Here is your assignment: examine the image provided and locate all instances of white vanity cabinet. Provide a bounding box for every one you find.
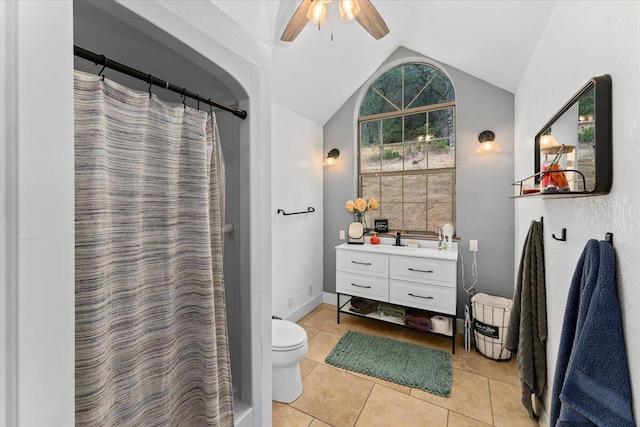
[389,256,456,315]
[335,243,458,353]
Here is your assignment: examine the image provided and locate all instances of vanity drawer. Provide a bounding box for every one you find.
[336,271,388,301]
[389,280,455,315]
[389,255,453,285]
[336,250,388,277]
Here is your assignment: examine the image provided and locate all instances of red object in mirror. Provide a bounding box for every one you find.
[370,233,380,245]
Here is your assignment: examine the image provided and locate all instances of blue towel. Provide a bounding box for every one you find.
[550,240,635,426]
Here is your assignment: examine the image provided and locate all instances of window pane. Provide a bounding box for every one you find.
[360,120,381,173]
[403,141,427,170]
[360,87,397,116]
[410,67,455,108]
[382,116,403,144]
[427,173,453,231]
[426,108,455,169]
[372,66,403,111]
[404,203,427,232]
[403,175,426,202]
[381,175,403,203]
[427,203,452,231]
[404,112,426,141]
[381,117,403,172]
[403,63,438,109]
[381,202,402,232]
[428,173,454,203]
[403,113,427,170]
[361,176,380,201]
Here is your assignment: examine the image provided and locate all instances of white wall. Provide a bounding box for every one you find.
[11,2,76,426]
[272,103,324,320]
[515,1,640,422]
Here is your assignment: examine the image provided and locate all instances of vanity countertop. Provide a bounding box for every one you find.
[335,242,458,261]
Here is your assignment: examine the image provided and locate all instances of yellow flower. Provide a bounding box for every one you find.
[368,198,379,210]
[345,200,355,212]
[354,198,367,213]
[345,197,379,214]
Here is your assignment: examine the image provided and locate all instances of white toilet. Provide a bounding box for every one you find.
[272,318,308,403]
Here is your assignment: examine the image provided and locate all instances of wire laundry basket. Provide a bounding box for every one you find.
[471,293,513,361]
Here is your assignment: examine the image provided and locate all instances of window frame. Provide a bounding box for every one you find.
[357,63,456,236]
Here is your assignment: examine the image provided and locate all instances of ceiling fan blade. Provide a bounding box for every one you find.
[355,0,389,40]
[281,0,313,42]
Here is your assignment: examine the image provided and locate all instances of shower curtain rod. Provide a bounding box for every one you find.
[74,45,247,120]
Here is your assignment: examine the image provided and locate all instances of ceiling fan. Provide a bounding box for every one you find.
[281,0,389,42]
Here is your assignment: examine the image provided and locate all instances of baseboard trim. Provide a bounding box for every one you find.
[285,294,323,323]
[534,394,550,427]
[322,291,338,305]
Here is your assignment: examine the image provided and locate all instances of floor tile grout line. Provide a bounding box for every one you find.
[353,382,377,427]
[488,378,496,426]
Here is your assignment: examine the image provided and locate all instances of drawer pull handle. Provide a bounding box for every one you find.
[408,293,434,300]
[351,283,372,289]
[351,261,372,265]
[408,268,434,273]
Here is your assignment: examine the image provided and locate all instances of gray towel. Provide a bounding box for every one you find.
[505,220,547,420]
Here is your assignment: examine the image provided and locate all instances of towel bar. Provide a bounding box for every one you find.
[277,207,315,216]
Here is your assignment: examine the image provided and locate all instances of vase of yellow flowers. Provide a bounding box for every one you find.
[345,197,379,233]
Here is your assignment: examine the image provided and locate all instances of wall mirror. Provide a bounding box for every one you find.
[529,74,612,197]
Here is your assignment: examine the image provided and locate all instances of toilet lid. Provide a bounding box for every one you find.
[272,319,307,351]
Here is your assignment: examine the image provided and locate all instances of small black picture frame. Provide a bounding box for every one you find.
[374,219,389,233]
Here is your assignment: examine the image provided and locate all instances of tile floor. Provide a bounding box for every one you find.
[273,303,539,427]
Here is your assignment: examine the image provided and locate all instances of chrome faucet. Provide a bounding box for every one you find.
[395,230,402,246]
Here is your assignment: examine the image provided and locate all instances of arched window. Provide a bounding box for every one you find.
[358,63,455,234]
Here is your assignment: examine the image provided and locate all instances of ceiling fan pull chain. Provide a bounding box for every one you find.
[330,1,334,41]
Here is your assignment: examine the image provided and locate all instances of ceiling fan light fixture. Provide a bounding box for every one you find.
[339,0,361,22]
[306,0,328,24]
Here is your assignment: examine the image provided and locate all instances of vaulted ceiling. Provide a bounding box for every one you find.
[212,0,558,125]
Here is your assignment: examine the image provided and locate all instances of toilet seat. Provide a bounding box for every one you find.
[272,319,307,352]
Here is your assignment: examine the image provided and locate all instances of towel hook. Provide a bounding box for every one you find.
[147,74,153,97]
[552,228,567,242]
[181,88,187,107]
[605,232,613,245]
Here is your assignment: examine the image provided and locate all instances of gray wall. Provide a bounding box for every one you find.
[323,47,515,317]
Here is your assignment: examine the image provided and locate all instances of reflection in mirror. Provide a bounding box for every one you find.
[538,86,593,192]
[532,75,611,196]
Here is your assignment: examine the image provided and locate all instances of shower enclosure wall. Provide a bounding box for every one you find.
[74,1,254,422]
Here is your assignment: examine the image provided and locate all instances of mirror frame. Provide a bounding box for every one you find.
[534,74,612,195]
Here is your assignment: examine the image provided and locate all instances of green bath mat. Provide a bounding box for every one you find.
[325,331,452,397]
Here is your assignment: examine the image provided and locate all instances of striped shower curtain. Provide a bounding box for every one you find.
[74,71,233,426]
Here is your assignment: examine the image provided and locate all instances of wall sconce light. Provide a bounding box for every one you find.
[476,130,502,154]
[326,148,340,165]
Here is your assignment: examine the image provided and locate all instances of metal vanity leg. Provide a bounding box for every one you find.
[336,293,340,324]
[451,315,456,354]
